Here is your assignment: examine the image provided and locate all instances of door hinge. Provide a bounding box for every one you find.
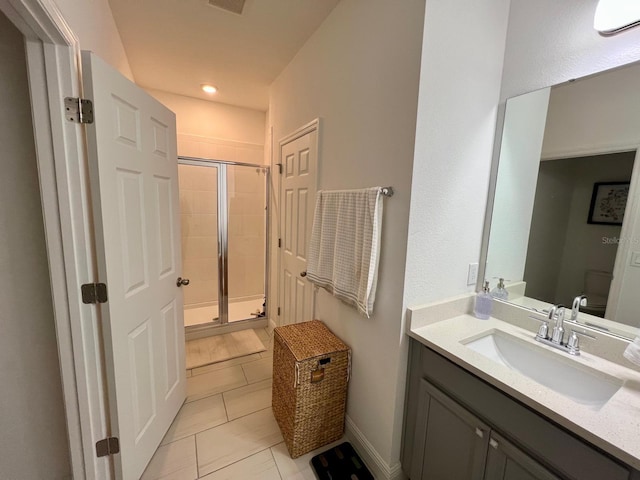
[277,307,281,316]
[96,437,120,457]
[81,283,108,304]
[64,97,94,124]
[276,163,282,174]
[278,238,282,248]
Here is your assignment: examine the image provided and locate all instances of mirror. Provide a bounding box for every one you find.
[484,61,640,340]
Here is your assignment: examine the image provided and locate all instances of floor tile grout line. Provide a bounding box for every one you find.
[192,406,276,439]
[222,377,272,396]
[225,405,277,425]
[188,348,268,374]
[160,396,229,448]
[199,445,281,478]
[185,364,249,403]
[221,391,230,423]
[193,434,201,479]
[160,416,228,448]
[269,445,285,480]
[189,352,268,378]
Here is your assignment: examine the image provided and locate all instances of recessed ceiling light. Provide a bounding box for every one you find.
[201,84,218,94]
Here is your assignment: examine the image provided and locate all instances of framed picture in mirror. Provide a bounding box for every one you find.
[587,182,630,225]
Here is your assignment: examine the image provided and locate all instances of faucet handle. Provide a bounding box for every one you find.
[537,321,549,340]
[567,329,596,355]
[567,331,580,354]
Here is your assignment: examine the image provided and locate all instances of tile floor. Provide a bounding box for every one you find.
[141,327,345,480]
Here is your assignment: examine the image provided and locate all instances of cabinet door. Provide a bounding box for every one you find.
[484,432,560,480]
[412,379,490,480]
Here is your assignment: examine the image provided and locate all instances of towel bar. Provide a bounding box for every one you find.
[380,186,394,197]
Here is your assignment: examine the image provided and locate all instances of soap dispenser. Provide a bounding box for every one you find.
[491,278,509,300]
[474,281,493,320]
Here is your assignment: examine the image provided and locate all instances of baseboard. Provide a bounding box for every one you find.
[344,416,406,480]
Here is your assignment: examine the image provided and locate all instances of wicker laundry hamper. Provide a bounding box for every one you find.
[272,320,351,458]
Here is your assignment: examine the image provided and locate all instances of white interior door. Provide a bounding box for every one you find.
[279,125,318,325]
[82,51,186,479]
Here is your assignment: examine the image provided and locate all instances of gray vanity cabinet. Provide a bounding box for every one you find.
[411,379,490,480]
[411,377,557,480]
[402,339,633,480]
[484,432,559,480]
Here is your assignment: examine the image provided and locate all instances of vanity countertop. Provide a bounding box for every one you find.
[408,308,640,470]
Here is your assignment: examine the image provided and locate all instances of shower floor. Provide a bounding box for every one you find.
[184,298,264,327]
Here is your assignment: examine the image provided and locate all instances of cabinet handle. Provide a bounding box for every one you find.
[489,438,499,449]
[475,428,484,438]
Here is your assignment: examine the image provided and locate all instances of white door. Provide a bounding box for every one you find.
[82,52,186,479]
[279,124,318,325]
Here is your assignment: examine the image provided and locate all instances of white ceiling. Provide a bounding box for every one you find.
[108,0,341,111]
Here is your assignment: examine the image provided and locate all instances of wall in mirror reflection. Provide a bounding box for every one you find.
[486,62,640,334]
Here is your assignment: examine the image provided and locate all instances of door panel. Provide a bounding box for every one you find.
[279,128,318,325]
[417,379,490,480]
[82,51,186,480]
[484,432,560,480]
[155,176,175,278]
[161,300,180,397]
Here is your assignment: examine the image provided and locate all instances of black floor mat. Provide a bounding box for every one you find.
[310,442,374,480]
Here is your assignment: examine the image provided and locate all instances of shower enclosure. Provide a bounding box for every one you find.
[178,157,269,337]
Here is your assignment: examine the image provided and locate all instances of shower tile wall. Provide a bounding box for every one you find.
[227,167,266,302]
[179,165,219,308]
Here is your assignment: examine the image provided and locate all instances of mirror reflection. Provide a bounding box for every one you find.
[485,62,640,338]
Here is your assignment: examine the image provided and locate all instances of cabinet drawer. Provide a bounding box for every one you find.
[420,345,630,480]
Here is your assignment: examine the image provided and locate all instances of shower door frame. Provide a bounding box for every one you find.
[178,157,270,334]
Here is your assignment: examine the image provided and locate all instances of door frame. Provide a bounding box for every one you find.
[606,147,640,320]
[277,118,320,325]
[0,1,109,478]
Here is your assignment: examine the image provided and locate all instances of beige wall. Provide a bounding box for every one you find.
[54,0,133,79]
[0,12,71,479]
[146,88,266,164]
[269,0,424,470]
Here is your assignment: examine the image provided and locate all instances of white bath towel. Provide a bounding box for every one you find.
[623,337,640,366]
[306,187,383,317]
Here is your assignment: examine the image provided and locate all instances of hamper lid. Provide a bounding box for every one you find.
[275,320,349,362]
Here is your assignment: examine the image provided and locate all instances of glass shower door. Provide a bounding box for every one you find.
[226,164,268,322]
[179,158,269,329]
[178,163,221,326]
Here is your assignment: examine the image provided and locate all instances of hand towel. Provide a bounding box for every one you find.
[306,187,383,317]
[624,337,640,366]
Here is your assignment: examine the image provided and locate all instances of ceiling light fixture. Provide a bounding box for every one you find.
[594,0,640,34]
[201,84,218,94]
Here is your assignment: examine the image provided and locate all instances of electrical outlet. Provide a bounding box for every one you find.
[467,263,479,286]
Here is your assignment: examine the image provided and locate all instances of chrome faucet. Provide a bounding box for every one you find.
[549,305,566,344]
[570,295,587,321]
[531,304,593,355]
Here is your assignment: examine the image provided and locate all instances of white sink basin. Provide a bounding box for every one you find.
[462,330,623,408]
